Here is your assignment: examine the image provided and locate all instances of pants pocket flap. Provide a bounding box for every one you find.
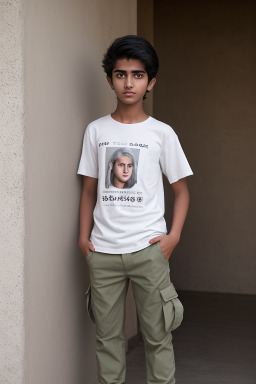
[160,283,178,302]
[160,284,184,332]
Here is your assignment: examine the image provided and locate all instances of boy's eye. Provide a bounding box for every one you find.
[116,73,143,79]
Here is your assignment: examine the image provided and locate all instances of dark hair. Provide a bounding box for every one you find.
[102,35,159,100]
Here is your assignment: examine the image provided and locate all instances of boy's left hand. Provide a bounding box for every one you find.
[149,233,180,261]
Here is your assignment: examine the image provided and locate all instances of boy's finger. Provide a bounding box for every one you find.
[149,238,160,244]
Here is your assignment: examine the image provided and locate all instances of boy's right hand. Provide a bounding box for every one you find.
[79,238,95,261]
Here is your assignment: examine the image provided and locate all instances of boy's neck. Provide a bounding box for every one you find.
[111,102,149,124]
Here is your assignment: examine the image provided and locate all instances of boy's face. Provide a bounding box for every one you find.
[107,58,156,105]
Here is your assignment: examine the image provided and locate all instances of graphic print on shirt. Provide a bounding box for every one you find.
[100,141,148,209]
[105,147,139,189]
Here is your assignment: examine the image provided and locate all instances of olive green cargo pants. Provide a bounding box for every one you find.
[85,241,184,384]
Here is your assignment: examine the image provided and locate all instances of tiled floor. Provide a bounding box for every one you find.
[126,291,256,384]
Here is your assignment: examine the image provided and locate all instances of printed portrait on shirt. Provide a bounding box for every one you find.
[105,147,139,189]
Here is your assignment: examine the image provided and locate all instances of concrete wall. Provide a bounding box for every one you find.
[137,0,154,116]
[154,0,256,294]
[0,1,25,384]
[24,1,137,383]
[1,1,137,384]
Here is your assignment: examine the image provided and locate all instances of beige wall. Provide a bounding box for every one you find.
[0,1,136,384]
[137,0,154,116]
[24,1,137,383]
[0,1,25,383]
[154,0,256,294]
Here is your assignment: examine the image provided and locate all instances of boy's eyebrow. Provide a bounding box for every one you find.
[113,69,146,74]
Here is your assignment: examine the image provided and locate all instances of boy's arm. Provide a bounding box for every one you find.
[168,177,190,241]
[149,177,190,261]
[78,176,98,260]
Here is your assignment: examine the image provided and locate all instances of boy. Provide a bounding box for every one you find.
[77,35,193,384]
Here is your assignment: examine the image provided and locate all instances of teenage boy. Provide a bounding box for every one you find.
[77,35,193,384]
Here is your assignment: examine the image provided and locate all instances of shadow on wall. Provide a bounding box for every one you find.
[73,54,113,126]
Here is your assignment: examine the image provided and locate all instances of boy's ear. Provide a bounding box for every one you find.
[147,78,156,92]
[107,75,114,90]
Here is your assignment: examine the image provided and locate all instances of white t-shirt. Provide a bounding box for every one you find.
[77,114,193,254]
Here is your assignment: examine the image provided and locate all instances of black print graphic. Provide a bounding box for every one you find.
[105,147,140,189]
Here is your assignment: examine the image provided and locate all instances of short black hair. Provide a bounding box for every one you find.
[102,35,159,99]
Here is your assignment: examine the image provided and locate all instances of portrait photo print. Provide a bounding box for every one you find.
[105,146,140,189]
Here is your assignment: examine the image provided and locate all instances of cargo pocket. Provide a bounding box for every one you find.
[160,283,184,332]
[85,284,96,324]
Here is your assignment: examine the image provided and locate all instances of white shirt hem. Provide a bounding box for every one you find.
[93,241,155,255]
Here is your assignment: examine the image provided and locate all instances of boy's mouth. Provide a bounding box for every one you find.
[124,92,135,95]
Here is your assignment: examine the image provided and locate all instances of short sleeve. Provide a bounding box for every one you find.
[77,126,98,178]
[160,133,193,184]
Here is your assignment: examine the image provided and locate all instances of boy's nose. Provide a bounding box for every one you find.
[125,75,133,88]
